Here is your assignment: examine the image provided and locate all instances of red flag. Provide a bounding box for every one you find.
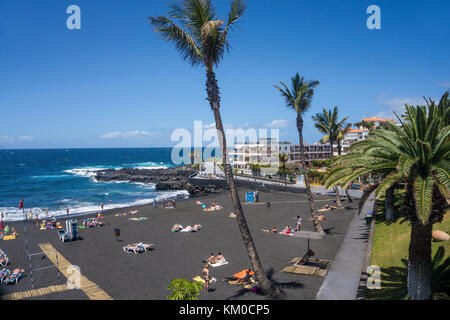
[19,199,24,209]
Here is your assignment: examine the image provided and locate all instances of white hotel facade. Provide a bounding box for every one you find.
[229,138,333,175]
[229,117,394,175]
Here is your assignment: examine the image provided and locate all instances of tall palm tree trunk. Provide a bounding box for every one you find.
[297,116,324,234]
[404,184,432,300]
[344,187,352,203]
[337,142,352,203]
[206,69,278,296]
[329,142,343,209]
[385,185,395,221]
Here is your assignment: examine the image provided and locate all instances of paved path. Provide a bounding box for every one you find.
[316,194,374,300]
[1,284,67,300]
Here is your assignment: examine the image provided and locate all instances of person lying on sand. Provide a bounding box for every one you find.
[215,252,225,263]
[261,227,278,233]
[310,215,326,221]
[206,253,217,264]
[236,269,252,284]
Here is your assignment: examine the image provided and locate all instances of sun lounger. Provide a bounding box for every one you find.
[3,268,24,285]
[0,268,11,284]
[0,253,9,267]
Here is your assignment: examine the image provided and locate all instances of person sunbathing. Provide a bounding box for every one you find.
[236,269,252,284]
[216,252,225,263]
[283,226,292,234]
[207,253,217,264]
[133,242,153,251]
[261,227,278,233]
[4,268,25,284]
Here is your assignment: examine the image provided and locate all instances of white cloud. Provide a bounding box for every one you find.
[0,135,14,143]
[18,136,33,142]
[264,119,291,128]
[372,96,427,119]
[379,96,424,111]
[435,82,450,88]
[99,130,153,139]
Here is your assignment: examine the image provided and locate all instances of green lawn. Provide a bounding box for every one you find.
[366,194,450,300]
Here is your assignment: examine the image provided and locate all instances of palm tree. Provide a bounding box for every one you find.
[150,0,278,296]
[274,73,324,234]
[247,162,260,183]
[312,106,349,208]
[324,99,449,300]
[319,129,354,203]
[278,152,289,185]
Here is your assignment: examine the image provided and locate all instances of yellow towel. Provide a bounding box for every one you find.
[193,276,205,284]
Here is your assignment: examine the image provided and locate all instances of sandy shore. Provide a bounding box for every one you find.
[0,188,357,300]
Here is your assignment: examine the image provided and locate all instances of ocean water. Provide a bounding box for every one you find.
[0,148,189,221]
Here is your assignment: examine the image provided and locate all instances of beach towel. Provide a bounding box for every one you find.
[208,260,228,267]
[180,225,201,232]
[129,217,148,222]
[193,276,217,284]
[228,278,257,286]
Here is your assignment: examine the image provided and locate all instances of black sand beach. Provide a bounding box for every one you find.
[0,188,357,300]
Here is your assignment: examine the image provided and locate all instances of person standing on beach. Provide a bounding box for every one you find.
[202,264,210,293]
[66,208,70,216]
[101,202,104,213]
[296,216,302,231]
[153,198,157,208]
[162,198,166,208]
[172,200,176,208]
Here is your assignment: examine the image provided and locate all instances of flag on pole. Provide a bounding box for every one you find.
[19,199,24,209]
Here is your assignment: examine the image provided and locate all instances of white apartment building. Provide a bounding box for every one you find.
[333,117,395,156]
[229,138,332,174]
[228,117,397,174]
[289,143,332,166]
[229,138,291,175]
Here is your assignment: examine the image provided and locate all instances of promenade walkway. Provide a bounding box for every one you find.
[316,194,374,300]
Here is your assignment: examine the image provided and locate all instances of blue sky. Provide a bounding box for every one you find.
[0,0,449,149]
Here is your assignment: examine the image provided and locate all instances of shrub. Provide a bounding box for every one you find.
[167,278,203,300]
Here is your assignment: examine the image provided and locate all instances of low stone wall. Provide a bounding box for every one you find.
[189,177,307,194]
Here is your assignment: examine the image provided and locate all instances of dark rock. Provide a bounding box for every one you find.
[94,166,223,197]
